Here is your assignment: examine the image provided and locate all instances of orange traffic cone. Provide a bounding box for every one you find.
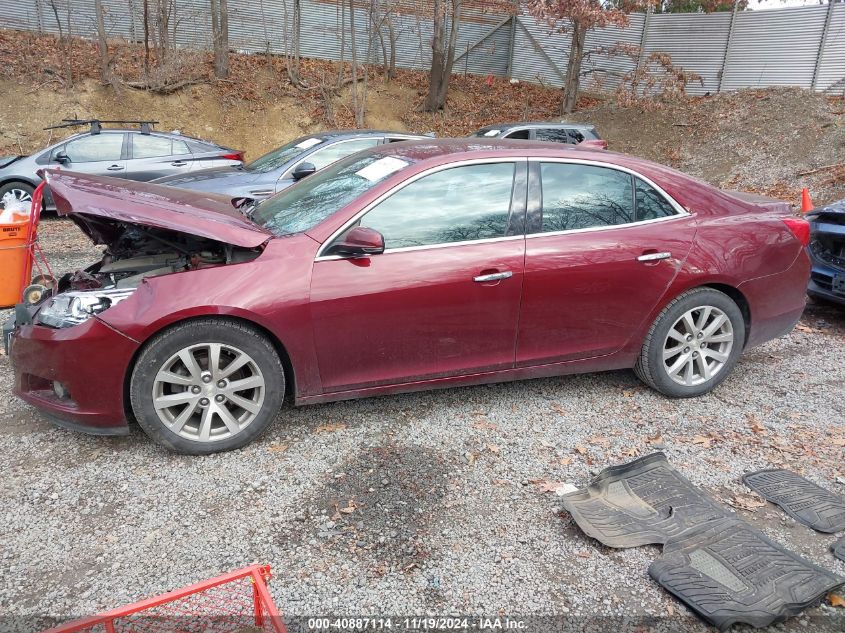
[800,188,813,213]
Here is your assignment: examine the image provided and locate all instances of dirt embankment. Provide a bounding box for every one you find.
[1,29,843,205]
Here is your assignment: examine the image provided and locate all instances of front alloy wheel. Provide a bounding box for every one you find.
[153,343,266,442]
[131,319,285,454]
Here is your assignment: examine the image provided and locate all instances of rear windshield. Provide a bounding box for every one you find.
[245,137,324,173]
[251,152,413,236]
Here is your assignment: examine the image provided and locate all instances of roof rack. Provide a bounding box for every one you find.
[43,119,159,135]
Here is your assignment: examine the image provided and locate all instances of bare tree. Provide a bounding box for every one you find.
[48,0,73,86]
[425,0,461,112]
[348,0,365,126]
[210,0,229,78]
[94,0,113,84]
[283,0,302,86]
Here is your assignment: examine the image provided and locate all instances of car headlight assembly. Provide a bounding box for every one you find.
[36,288,135,329]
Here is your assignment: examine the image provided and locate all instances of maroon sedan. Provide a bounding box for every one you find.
[8,139,810,454]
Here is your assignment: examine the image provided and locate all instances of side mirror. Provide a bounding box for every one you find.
[292,162,317,181]
[231,196,255,210]
[328,227,385,258]
[54,151,70,164]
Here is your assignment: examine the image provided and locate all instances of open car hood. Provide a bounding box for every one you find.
[44,169,272,248]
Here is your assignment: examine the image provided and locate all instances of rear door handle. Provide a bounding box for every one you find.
[171,160,188,166]
[637,251,671,262]
[107,164,124,171]
[474,271,512,283]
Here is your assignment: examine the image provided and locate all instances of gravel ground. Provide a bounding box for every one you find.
[1,218,845,632]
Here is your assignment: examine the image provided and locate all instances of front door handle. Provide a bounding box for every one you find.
[107,164,125,171]
[474,271,513,283]
[171,160,188,166]
[637,251,671,262]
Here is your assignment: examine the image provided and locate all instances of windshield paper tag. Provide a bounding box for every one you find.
[356,156,409,182]
[295,138,322,149]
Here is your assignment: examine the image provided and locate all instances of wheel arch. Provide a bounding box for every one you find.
[0,177,39,191]
[121,314,296,421]
[700,282,751,348]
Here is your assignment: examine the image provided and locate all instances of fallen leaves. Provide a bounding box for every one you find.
[829,593,845,608]
[529,479,578,495]
[729,493,767,512]
[315,422,347,434]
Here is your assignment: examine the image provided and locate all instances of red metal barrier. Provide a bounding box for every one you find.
[43,564,287,633]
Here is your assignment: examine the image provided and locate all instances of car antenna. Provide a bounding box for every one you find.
[43,119,160,135]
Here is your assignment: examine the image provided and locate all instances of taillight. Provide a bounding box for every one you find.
[221,152,243,161]
[782,217,810,247]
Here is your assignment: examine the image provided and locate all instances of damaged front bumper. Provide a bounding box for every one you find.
[807,206,845,306]
[8,307,139,435]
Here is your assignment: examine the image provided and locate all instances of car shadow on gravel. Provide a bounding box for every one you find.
[282,444,453,577]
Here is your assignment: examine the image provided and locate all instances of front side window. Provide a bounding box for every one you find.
[635,177,677,221]
[357,162,516,249]
[61,134,124,162]
[132,134,175,159]
[503,130,530,140]
[305,138,381,171]
[252,153,414,237]
[539,162,634,233]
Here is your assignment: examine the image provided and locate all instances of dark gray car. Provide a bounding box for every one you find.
[470,121,604,146]
[154,130,427,201]
[0,120,243,210]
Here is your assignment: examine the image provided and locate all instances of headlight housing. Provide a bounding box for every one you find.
[36,288,135,329]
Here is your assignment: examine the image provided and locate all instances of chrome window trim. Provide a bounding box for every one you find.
[315,157,527,261]
[283,137,384,179]
[528,157,691,239]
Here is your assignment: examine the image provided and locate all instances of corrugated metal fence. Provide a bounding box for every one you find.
[1,0,843,94]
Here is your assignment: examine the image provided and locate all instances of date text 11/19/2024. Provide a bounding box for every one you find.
[306,617,527,631]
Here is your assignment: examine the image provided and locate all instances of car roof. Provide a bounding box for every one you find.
[365,138,712,203]
[304,129,426,141]
[476,121,597,132]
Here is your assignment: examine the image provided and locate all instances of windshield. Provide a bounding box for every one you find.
[245,136,324,173]
[251,152,413,236]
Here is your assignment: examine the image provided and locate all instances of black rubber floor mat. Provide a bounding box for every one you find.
[560,452,727,548]
[834,535,845,563]
[650,517,844,631]
[742,469,845,533]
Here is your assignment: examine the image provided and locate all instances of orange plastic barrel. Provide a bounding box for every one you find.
[0,219,33,308]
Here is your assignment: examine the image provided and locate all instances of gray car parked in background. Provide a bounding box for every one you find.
[470,121,605,147]
[0,119,243,210]
[154,130,428,201]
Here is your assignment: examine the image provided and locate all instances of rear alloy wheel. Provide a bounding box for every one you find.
[131,319,285,454]
[635,288,745,397]
[0,182,34,210]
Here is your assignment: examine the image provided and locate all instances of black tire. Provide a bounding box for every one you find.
[634,288,745,398]
[0,181,35,210]
[130,318,285,455]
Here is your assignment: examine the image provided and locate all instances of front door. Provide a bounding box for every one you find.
[54,133,128,178]
[310,160,527,392]
[516,160,697,366]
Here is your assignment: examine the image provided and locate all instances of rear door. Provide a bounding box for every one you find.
[515,159,697,365]
[310,160,527,392]
[53,132,128,177]
[126,133,194,181]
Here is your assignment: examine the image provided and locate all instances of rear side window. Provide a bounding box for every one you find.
[635,177,677,221]
[535,129,572,144]
[306,138,381,170]
[539,162,634,232]
[360,162,516,249]
[133,134,175,159]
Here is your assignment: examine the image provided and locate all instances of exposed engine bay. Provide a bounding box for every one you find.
[28,215,263,329]
[57,215,262,294]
